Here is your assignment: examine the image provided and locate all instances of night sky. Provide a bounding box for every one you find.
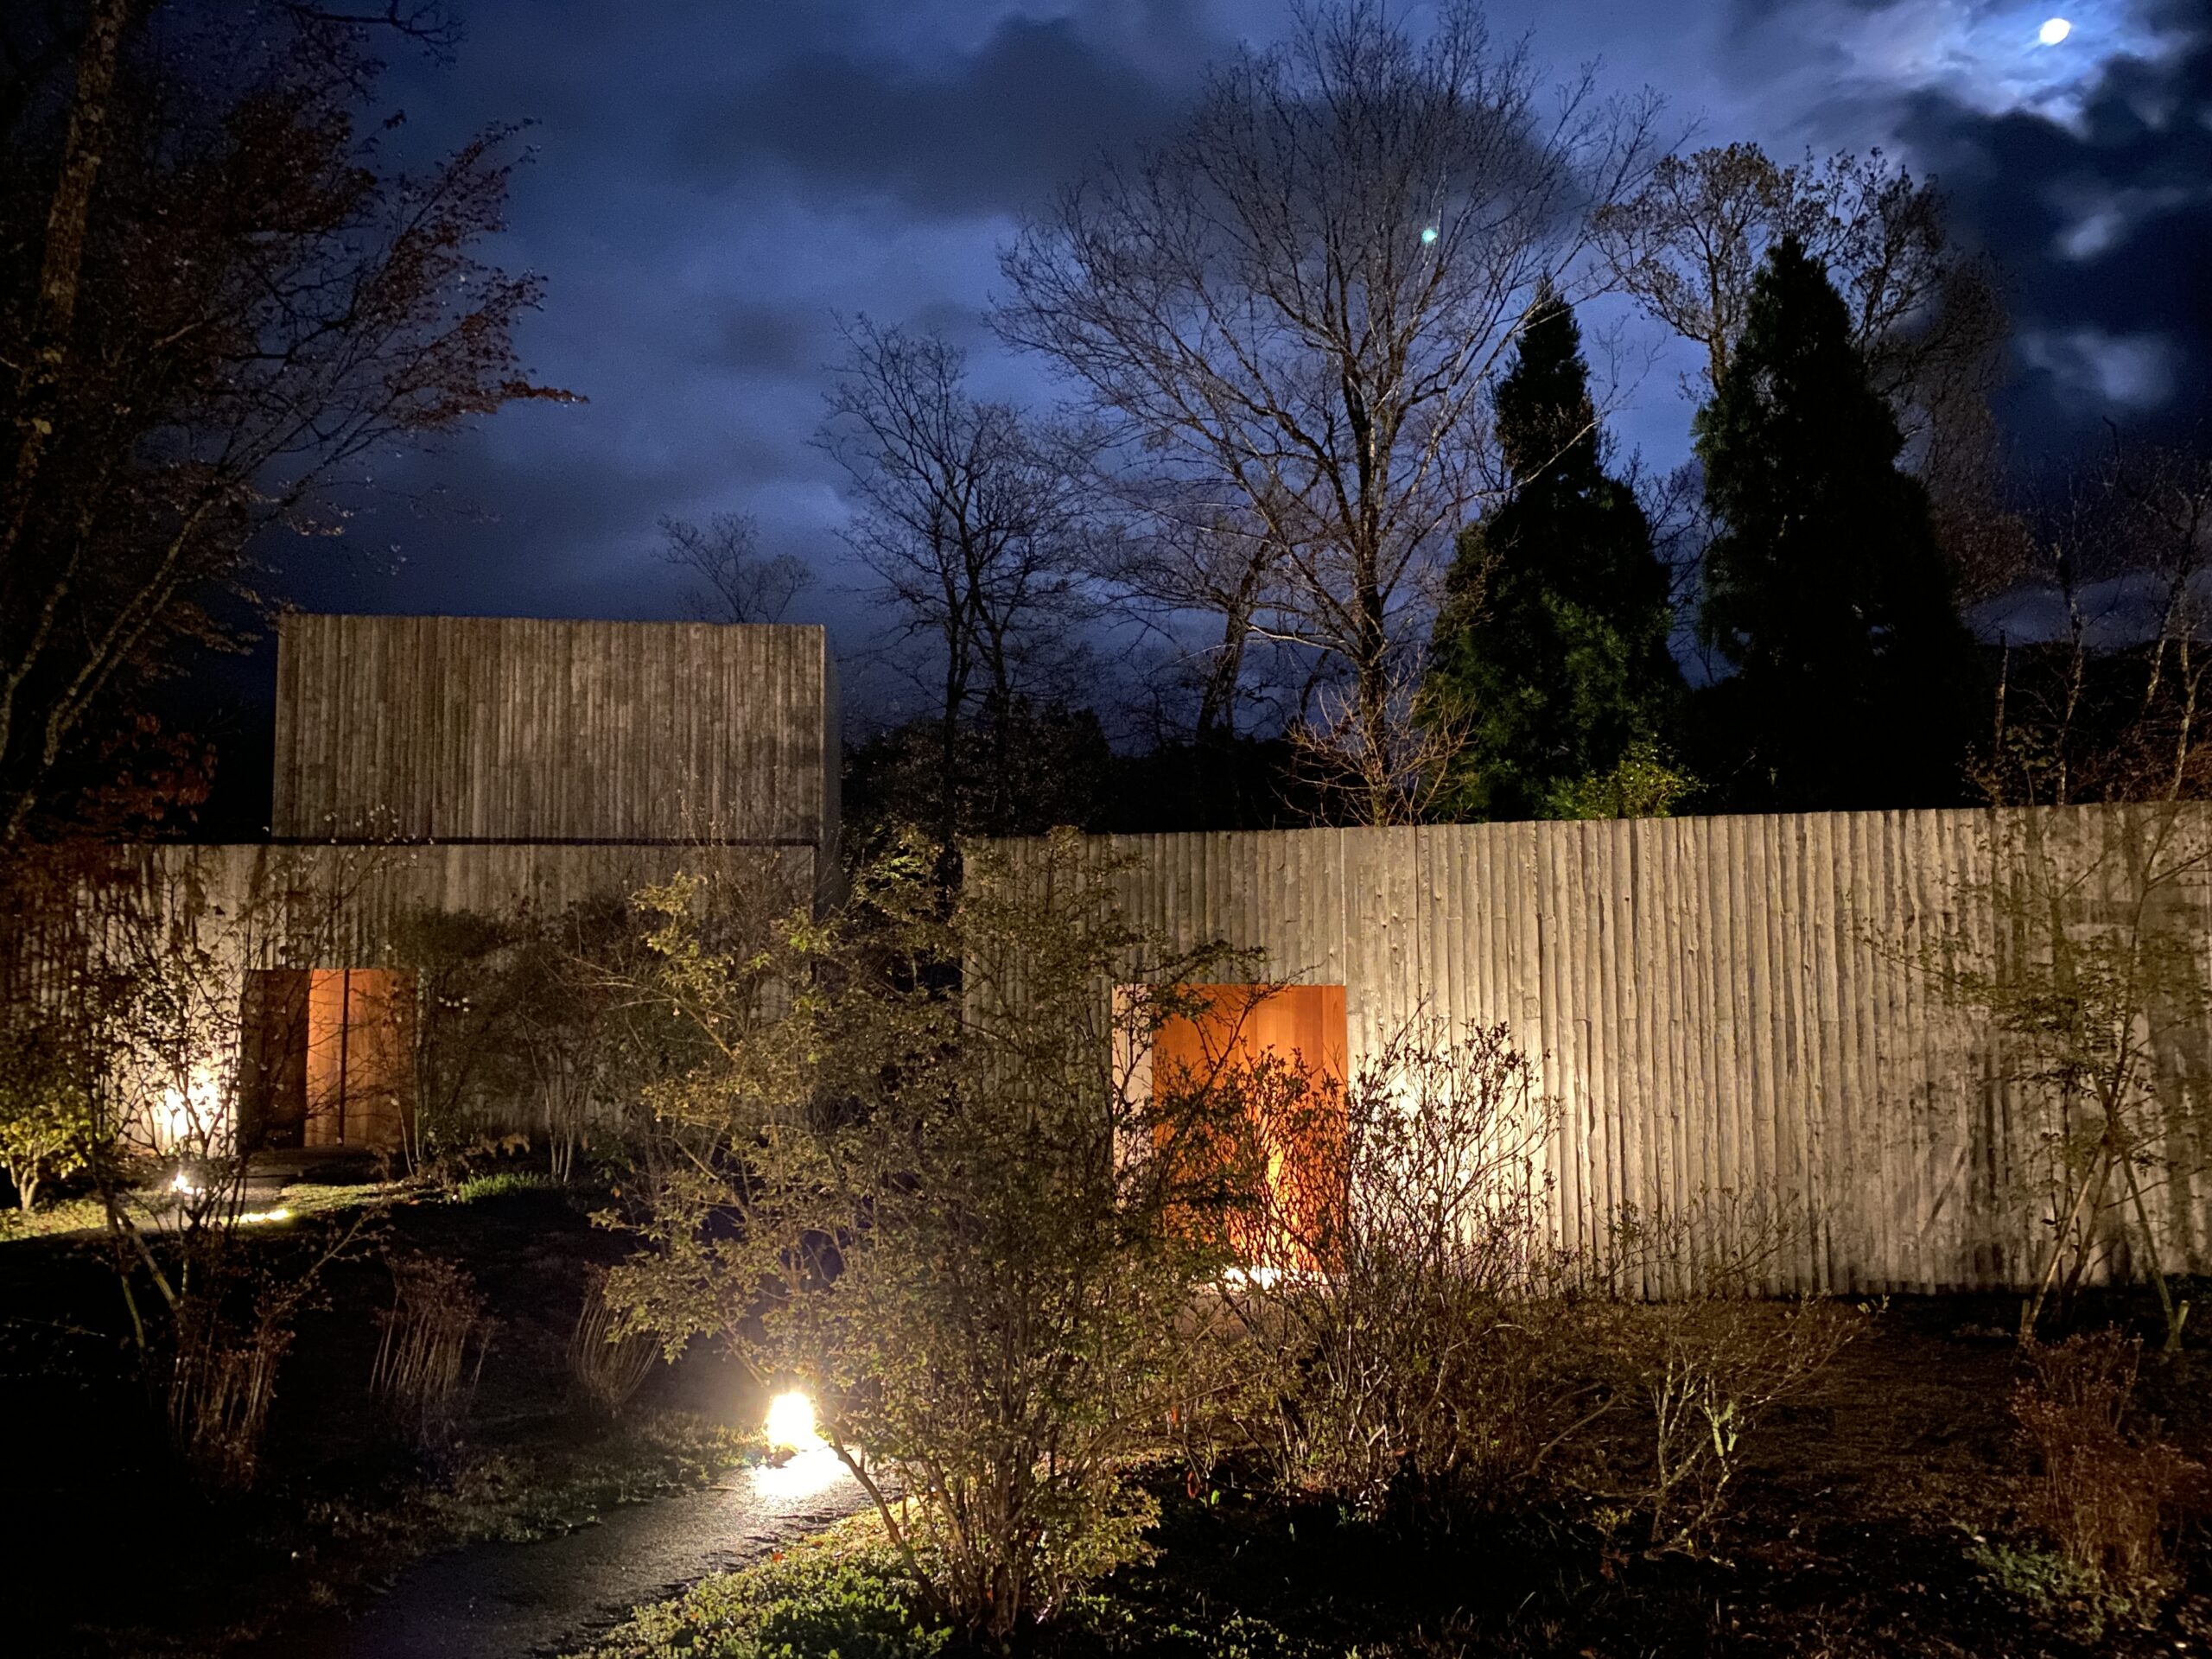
[267,0,2211,719]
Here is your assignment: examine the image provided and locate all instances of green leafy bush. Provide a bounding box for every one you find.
[608,830,1264,1639]
[0,1014,93,1210]
[1967,1537,2147,1641]
[569,1530,947,1659]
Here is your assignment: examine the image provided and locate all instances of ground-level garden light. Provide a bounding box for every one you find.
[753,1389,849,1500]
[764,1389,822,1452]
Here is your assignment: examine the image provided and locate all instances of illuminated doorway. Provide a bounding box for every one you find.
[239,969,416,1151]
[1148,983,1348,1271]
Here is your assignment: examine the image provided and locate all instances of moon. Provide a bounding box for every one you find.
[2038,17,2072,45]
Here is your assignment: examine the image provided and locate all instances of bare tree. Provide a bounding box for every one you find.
[1979,439,2212,807]
[658,512,812,624]
[1293,658,1472,825]
[1594,143,2007,493]
[1001,1,1658,824]
[817,317,1093,852]
[1092,488,1290,742]
[0,3,569,847]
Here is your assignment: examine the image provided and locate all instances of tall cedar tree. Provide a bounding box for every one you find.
[1426,290,1680,819]
[1692,237,1976,810]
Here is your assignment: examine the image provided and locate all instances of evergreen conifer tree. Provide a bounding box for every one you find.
[1692,237,1977,809]
[1425,289,1682,820]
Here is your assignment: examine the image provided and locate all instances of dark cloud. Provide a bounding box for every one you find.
[713,302,822,374]
[1706,0,2210,457]
[235,0,2203,688]
[276,421,698,621]
[669,14,1197,216]
[241,0,1225,684]
[1897,29,2212,453]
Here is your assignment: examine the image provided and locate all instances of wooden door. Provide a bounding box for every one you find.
[303,969,417,1150]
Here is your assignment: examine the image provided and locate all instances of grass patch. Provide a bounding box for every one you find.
[0,1192,106,1239]
[268,1179,400,1218]
[0,1179,400,1243]
[311,1410,763,1554]
[452,1169,559,1204]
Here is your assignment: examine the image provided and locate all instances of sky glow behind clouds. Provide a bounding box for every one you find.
[264,0,2210,708]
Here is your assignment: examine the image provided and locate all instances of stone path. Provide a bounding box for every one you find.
[245,1452,865,1658]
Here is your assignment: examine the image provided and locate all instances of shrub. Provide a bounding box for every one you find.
[569,1267,664,1417]
[371,1253,492,1455]
[2009,1326,2204,1613]
[389,906,531,1178]
[0,1015,93,1210]
[1564,1191,1867,1550]
[168,1286,294,1489]
[1591,1291,1865,1551]
[1217,1020,1584,1518]
[608,830,1267,1640]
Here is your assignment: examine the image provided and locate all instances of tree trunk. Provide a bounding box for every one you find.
[0,0,133,580]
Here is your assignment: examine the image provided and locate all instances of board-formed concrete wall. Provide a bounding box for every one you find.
[993,807,2212,1294]
[273,613,838,849]
[7,608,842,1157]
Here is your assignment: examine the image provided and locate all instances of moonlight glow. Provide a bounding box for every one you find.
[2038,17,2071,45]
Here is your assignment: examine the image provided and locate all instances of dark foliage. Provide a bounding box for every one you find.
[1425,289,1681,820]
[1692,238,1980,810]
[1100,734,1319,833]
[842,701,1114,851]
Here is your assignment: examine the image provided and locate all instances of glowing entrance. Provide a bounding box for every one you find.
[240,969,416,1151]
[1148,984,1348,1272]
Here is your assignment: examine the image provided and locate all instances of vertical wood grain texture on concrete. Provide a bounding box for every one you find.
[994,808,2212,1292]
[272,614,837,849]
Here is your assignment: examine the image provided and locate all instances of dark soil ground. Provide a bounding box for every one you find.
[580,1292,2212,1659]
[8,1179,2209,1659]
[1095,1294,2212,1658]
[0,1173,769,1659]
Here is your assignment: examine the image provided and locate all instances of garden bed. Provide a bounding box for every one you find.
[571,1296,2212,1659]
[1,1181,766,1657]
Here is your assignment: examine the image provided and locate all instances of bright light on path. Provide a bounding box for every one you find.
[753,1445,849,1501]
[754,1389,849,1499]
[765,1389,823,1452]
[2038,17,2071,45]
